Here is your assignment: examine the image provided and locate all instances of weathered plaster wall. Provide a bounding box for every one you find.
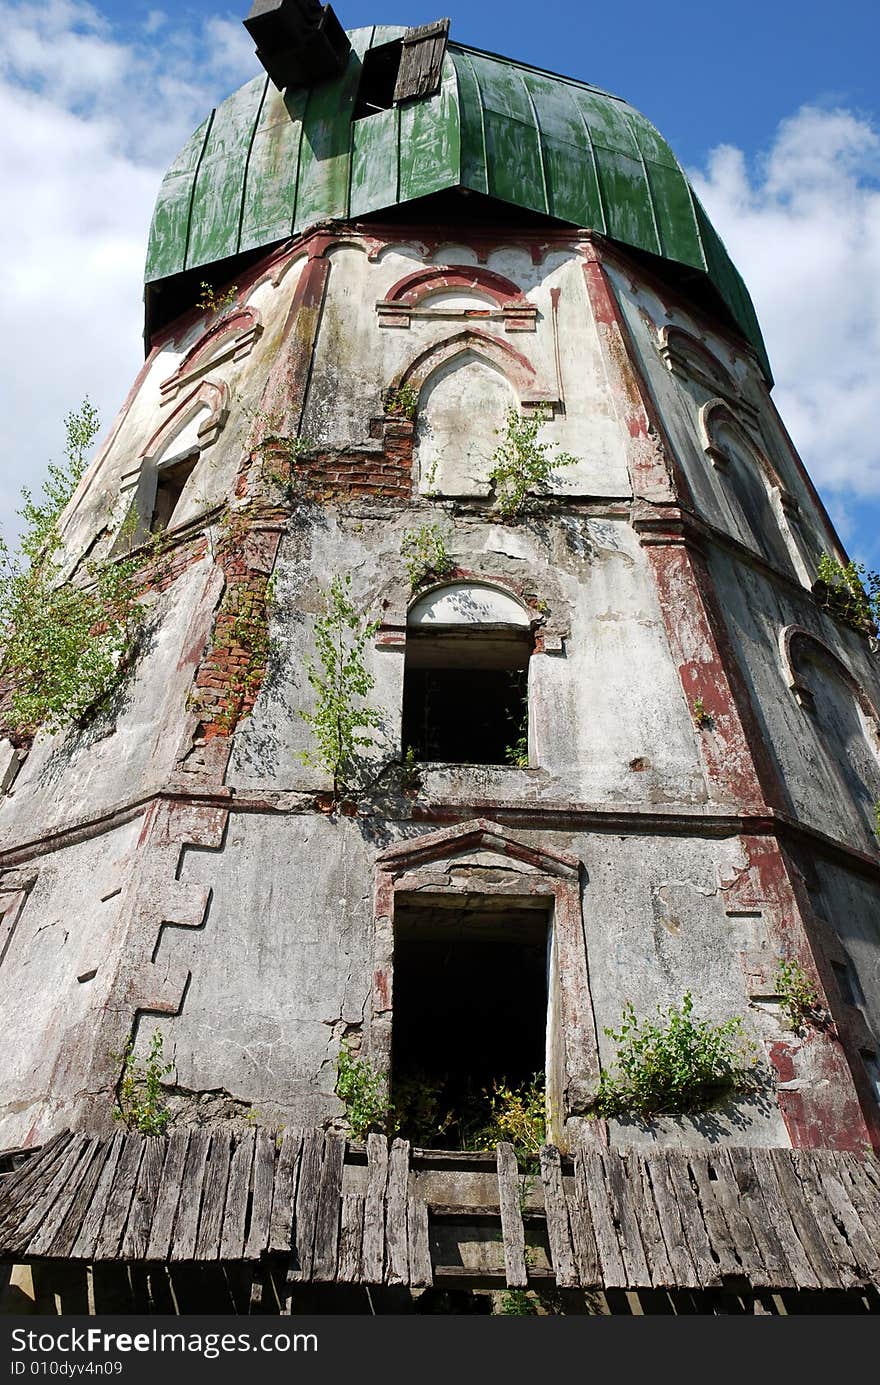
[0,227,876,1157]
[707,546,880,852]
[0,817,145,1148]
[606,263,836,574]
[0,557,219,846]
[229,508,706,807]
[133,813,791,1146]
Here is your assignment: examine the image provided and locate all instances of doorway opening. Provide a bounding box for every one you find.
[390,896,550,1149]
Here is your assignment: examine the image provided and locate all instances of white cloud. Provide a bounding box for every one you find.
[1,2,877,570]
[0,0,259,537]
[691,105,880,562]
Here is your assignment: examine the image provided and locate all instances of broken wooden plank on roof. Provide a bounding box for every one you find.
[195,1129,233,1262]
[145,1128,189,1263]
[337,1192,364,1284]
[496,1142,527,1289]
[219,1127,256,1262]
[94,1136,145,1261]
[169,1128,211,1261]
[288,1127,323,1282]
[362,1132,389,1284]
[71,1132,125,1263]
[407,1197,432,1288]
[312,1133,346,1281]
[539,1145,578,1288]
[385,1138,410,1286]
[120,1137,165,1262]
[269,1127,303,1253]
[393,18,450,104]
[244,1127,277,1261]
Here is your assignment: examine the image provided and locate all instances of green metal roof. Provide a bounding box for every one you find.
[145,25,770,378]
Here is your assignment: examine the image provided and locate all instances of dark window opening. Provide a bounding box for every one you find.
[860,1050,880,1105]
[150,451,198,533]
[353,41,403,120]
[832,958,865,1009]
[402,628,530,765]
[391,899,549,1149]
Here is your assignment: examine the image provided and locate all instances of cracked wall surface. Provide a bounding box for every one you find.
[0,226,878,1154]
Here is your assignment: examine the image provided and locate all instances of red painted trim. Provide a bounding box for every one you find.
[580,251,691,506]
[729,836,878,1151]
[382,263,532,310]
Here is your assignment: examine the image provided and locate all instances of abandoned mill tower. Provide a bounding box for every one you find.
[2,1,880,1313]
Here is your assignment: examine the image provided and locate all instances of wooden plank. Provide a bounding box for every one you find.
[767,1149,841,1290]
[337,1193,364,1284]
[219,1128,256,1262]
[269,1127,303,1253]
[145,1129,190,1262]
[859,1154,880,1197]
[790,1150,861,1289]
[385,1138,410,1286]
[70,1133,124,1262]
[194,1129,233,1261]
[0,1133,71,1229]
[0,1133,74,1247]
[579,1149,625,1288]
[244,1128,277,1261]
[833,1162,880,1283]
[27,1138,99,1258]
[120,1138,165,1262]
[49,1139,116,1260]
[686,1153,743,1279]
[169,1128,211,1262]
[706,1151,766,1285]
[724,1148,792,1289]
[748,1148,820,1291]
[94,1136,145,1260]
[640,1155,700,1289]
[14,1136,91,1254]
[361,1132,389,1284]
[841,1153,880,1227]
[802,1151,880,1284]
[566,1149,600,1286]
[626,1155,674,1289]
[407,1197,432,1288]
[312,1133,346,1282]
[288,1127,323,1282]
[496,1142,527,1289]
[604,1153,651,1288]
[539,1146,578,1288]
[663,1150,721,1289]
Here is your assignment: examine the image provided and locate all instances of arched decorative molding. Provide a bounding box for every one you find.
[700,398,795,506]
[658,325,744,399]
[378,264,537,332]
[392,328,558,407]
[160,311,262,403]
[144,380,229,461]
[780,624,880,736]
[407,580,532,629]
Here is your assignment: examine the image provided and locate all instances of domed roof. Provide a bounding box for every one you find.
[145,24,769,378]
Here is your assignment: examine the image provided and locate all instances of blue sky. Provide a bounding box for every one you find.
[1,1,878,567]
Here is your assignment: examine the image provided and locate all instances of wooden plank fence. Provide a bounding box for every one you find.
[1,1128,880,1294]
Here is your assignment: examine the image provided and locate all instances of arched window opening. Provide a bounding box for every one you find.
[714,422,795,576]
[402,583,532,765]
[794,644,880,845]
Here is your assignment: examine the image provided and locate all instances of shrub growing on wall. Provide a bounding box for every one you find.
[0,401,144,737]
